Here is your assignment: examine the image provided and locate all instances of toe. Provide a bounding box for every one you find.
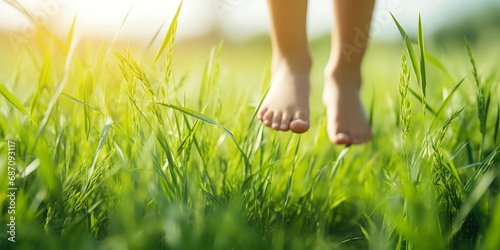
[263,111,274,127]
[258,107,268,121]
[290,120,310,134]
[290,112,310,133]
[332,132,352,145]
[272,112,282,130]
[280,113,293,131]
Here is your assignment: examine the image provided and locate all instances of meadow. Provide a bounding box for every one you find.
[1,5,500,250]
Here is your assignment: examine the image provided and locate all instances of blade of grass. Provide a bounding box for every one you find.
[44,86,103,113]
[152,152,176,200]
[457,162,482,171]
[146,21,166,51]
[34,23,78,149]
[249,64,271,129]
[494,102,500,145]
[153,1,182,65]
[20,159,41,178]
[451,141,469,160]
[329,146,350,180]
[439,147,463,187]
[284,137,301,212]
[418,14,427,98]
[463,145,500,191]
[451,169,496,236]
[155,102,251,171]
[177,119,200,156]
[112,122,135,144]
[0,81,32,120]
[369,88,376,127]
[483,192,500,249]
[464,38,480,87]
[66,16,78,55]
[424,51,453,80]
[409,87,437,116]
[30,56,51,119]
[3,0,33,21]
[428,78,465,131]
[391,13,421,87]
[84,116,113,191]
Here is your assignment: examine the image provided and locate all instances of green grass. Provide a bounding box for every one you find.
[1,7,500,250]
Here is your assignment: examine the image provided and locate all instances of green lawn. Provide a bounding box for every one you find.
[1,11,500,250]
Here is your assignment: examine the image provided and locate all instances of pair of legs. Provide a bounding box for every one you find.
[257,0,375,145]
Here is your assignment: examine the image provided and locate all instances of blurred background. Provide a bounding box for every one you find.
[1,0,499,45]
[0,0,499,106]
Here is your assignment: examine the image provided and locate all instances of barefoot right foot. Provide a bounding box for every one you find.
[257,59,311,133]
[323,69,372,145]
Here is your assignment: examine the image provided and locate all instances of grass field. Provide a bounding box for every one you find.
[1,5,500,250]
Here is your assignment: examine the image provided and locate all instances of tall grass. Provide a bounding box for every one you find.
[1,6,499,250]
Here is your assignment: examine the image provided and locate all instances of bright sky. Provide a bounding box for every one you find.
[0,0,498,43]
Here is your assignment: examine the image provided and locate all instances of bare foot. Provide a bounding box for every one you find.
[323,71,372,145]
[257,60,310,133]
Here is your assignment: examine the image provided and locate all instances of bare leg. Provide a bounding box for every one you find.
[323,0,375,144]
[258,0,311,133]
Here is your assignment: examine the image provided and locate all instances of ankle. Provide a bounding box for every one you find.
[324,63,362,88]
[272,52,312,74]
